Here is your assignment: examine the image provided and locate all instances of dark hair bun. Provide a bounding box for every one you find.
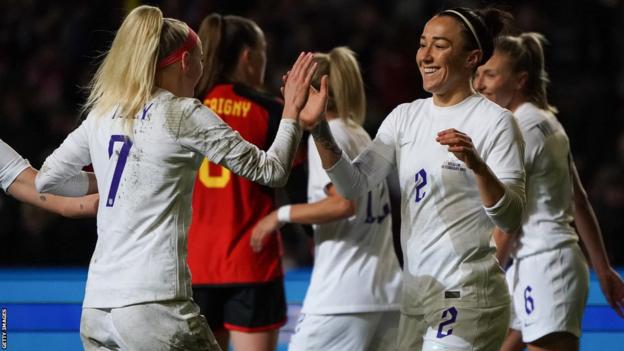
[477,8,514,40]
[439,7,514,65]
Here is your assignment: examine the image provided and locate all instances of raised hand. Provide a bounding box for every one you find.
[436,128,484,171]
[299,75,328,130]
[282,52,317,120]
[250,211,281,253]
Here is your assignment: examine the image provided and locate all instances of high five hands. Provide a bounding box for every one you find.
[281,52,328,129]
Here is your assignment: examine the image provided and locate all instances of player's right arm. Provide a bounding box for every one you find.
[175,53,321,188]
[250,184,355,252]
[1,139,97,218]
[8,167,98,218]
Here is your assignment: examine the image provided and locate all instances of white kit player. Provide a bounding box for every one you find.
[0,138,97,217]
[34,6,321,351]
[297,7,525,351]
[475,33,624,351]
[250,47,402,351]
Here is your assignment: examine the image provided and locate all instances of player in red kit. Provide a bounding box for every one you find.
[187,14,303,351]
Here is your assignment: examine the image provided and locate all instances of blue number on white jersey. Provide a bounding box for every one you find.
[415,168,427,202]
[106,135,133,207]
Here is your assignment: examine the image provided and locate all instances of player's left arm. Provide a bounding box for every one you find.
[436,114,526,234]
[8,167,98,218]
[570,157,624,317]
[492,226,516,268]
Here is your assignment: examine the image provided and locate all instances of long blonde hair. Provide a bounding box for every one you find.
[312,47,366,125]
[83,5,191,124]
[495,33,558,114]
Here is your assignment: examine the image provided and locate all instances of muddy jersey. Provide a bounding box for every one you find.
[36,88,301,308]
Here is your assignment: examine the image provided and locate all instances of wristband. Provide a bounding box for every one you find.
[277,205,292,224]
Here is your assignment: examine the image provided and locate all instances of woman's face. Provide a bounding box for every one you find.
[416,15,473,96]
[474,51,520,109]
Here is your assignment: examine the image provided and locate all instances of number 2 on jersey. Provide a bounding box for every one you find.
[415,168,427,202]
[106,135,133,207]
[436,306,458,338]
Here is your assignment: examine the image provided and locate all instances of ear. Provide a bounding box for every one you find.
[466,50,482,70]
[180,51,191,71]
[240,47,251,66]
[516,71,528,92]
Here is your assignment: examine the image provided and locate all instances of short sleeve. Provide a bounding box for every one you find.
[0,139,30,192]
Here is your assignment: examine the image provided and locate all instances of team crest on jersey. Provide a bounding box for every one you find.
[441,159,466,172]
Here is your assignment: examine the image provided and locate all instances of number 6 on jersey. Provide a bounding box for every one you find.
[106,135,133,207]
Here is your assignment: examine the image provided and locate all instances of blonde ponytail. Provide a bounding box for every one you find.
[313,47,366,125]
[83,5,192,130]
[83,5,163,126]
[495,33,558,114]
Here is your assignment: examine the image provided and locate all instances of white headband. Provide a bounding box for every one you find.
[443,10,482,52]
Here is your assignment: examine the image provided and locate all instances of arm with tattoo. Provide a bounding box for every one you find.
[311,119,343,169]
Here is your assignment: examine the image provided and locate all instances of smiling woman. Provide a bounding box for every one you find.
[296,6,524,351]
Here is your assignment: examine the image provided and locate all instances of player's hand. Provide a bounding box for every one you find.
[250,211,281,253]
[299,75,329,130]
[597,266,624,318]
[282,52,317,120]
[436,129,484,171]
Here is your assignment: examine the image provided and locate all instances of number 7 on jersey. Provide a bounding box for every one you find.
[106,135,133,207]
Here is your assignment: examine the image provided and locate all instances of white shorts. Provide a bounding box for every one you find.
[506,244,589,342]
[80,300,221,351]
[288,311,400,351]
[397,304,509,351]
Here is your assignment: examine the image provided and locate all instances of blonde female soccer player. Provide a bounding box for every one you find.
[251,47,402,351]
[474,32,624,351]
[34,5,322,350]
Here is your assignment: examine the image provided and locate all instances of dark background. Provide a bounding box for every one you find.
[1,0,623,266]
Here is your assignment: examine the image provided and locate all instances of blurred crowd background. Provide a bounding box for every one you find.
[1,0,623,267]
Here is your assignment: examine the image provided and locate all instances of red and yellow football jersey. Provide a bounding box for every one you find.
[188,83,284,284]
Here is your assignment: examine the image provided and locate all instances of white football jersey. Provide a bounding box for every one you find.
[0,139,30,193]
[37,89,301,308]
[511,102,577,259]
[303,118,402,314]
[326,95,525,314]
